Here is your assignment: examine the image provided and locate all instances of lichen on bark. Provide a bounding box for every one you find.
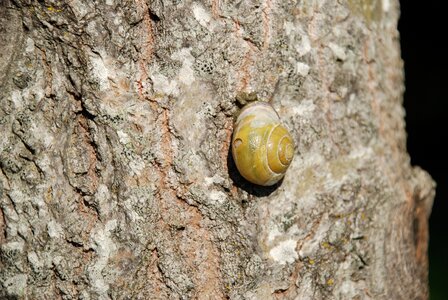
[1,0,434,299]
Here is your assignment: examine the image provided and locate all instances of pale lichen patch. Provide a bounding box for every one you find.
[2,241,25,253]
[89,52,110,91]
[47,220,64,239]
[171,48,196,86]
[267,226,282,242]
[209,190,227,204]
[291,99,316,118]
[269,239,298,265]
[328,42,347,61]
[129,157,146,176]
[192,4,213,30]
[3,274,27,297]
[117,130,130,145]
[88,220,118,295]
[204,175,226,186]
[382,0,390,12]
[27,251,43,272]
[151,72,179,96]
[67,0,90,20]
[283,21,294,35]
[296,62,310,76]
[295,34,311,57]
[11,90,23,110]
[25,38,35,53]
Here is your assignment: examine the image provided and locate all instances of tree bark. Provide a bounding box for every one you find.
[0,0,435,299]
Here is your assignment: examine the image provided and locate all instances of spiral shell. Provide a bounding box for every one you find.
[232,101,295,186]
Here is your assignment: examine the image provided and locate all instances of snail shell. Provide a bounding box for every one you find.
[232,101,295,186]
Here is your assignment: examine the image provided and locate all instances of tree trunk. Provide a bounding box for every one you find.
[0,0,435,299]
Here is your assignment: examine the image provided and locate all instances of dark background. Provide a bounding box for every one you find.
[398,1,447,299]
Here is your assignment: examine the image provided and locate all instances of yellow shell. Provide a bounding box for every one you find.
[232,101,295,186]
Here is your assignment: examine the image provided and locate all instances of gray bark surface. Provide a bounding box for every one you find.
[0,0,435,299]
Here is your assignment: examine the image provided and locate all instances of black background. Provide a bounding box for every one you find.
[399,1,447,298]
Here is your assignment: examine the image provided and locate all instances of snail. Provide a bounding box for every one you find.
[232,101,295,186]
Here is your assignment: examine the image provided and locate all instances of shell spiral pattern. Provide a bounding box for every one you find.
[231,101,295,186]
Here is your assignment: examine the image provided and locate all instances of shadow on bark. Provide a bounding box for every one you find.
[226,143,281,197]
[0,294,18,300]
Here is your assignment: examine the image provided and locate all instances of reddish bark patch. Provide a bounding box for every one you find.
[262,0,272,50]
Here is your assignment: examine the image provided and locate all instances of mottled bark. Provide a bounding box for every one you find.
[0,0,434,299]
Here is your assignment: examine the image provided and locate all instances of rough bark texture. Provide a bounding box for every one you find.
[0,0,435,299]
